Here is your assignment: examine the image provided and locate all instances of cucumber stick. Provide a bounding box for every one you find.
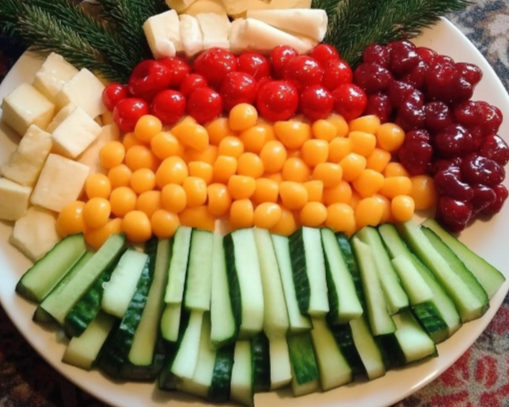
[34,251,94,323]
[160,303,182,343]
[171,310,204,380]
[164,226,192,304]
[230,340,254,407]
[40,234,126,325]
[310,318,352,391]
[391,255,433,305]
[321,228,363,324]
[422,218,505,299]
[210,233,236,347]
[127,238,169,374]
[398,220,486,322]
[335,233,365,308]
[271,234,312,333]
[16,233,87,302]
[328,322,365,375]
[62,311,116,370]
[351,237,396,336]
[102,249,149,319]
[224,229,264,339]
[349,316,386,380]
[98,252,154,379]
[253,228,289,338]
[288,332,320,396]
[268,336,292,390]
[208,344,235,402]
[355,227,409,314]
[185,229,214,311]
[289,227,329,317]
[378,223,460,342]
[251,331,271,393]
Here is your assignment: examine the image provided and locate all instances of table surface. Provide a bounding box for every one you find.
[1,1,509,406]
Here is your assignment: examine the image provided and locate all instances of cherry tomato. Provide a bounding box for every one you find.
[322,59,354,91]
[256,80,299,122]
[150,89,186,125]
[158,56,191,88]
[128,59,172,101]
[270,45,298,78]
[113,97,149,133]
[300,85,334,121]
[283,55,324,91]
[187,87,223,124]
[179,73,208,97]
[309,44,340,68]
[102,83,129,111]
[193,47,238,90]
[237,52,271,80]
[220,72,258,113]
[332,83,368,121]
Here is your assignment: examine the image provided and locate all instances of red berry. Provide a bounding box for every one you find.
[113,97,149,132]
[398,140,433,175]
[220,71,258,113]
[309,44,340,68]
[434,124,475,158]
[416,47,437,65]
[271,45,298,79]
[151,89,186,125]
[436,196,472,232]
[479,134,509,166]
[332,83,367,121]
[362,44,390,68]
[300,85,334,121]
[193,48,238,90]
[128,60,172,101]
[388,40,420,75]
[158,56,191,88]
[238,52,271,80]
[284,55,323,91]
[256,80,299,122]
[322,59,353,91]
[461,154,505,187]
[187,87,223,124]
[363,93,393,123]
[354,63,393,94]
[102,82,129,111]
[481,184,508,216]
[434,168,474,202]
[471,184,496,214]
[180,73,208,98]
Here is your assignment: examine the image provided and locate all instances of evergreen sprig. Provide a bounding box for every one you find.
[320,0,470,67]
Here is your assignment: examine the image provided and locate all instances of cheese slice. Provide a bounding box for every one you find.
[196,12,231,50]
[0,178,32,221]
[9,206,60,262]
[184,0,227,15]
[143,9,183,59]
[31,154,90,213]
[166,0,198,12]
[1,83,55,136]
[1,125,52,187]
[46,103,76,133]
[247,8,328,42]
[55,68,106,119]
[51,106,102,159]
[242,0,311,13]
[229,18,313,55]
[180,14,204,57]
[32,53,79,103]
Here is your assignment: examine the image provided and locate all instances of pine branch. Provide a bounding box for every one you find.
[0,0,25,38]
[324,0,470,67]
[9,2,128,82]
[311,0,340,19]
[28,0,141,75]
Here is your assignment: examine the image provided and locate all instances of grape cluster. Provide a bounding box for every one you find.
[354,40,508,232]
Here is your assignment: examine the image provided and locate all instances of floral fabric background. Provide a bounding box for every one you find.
[1,1,509,406]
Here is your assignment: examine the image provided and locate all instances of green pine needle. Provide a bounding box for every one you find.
[321,0,470,66]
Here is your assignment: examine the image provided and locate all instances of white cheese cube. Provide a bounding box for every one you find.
[184,0,227,15]
[31,154,90,212]
[246,0,311,10]
[9,206,60,262]
[166,0,198,12]
[46,103,77,133]
[1,125,52,187]
[0,178,32,221]
[246,8,327,42]
[52,107,102,158]
[196,13,231,50]
[1,83,55,136]
[78,124,120,174]
[221,0,249,15]
[143,9,183,59]
[229,18,313,55]
[55,68,106,119]
[32,53,79,103]
[180,14,204,57]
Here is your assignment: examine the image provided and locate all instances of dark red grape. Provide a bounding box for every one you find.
[354,63,393,94]
[425,62,458,103]
[387,80,415,109]
[363,93,393,123]
[388,41,420,75]
[470,184,496,214]
[437,196,473,231]
[362,43,390,68]
[455,62,483,86]
[453,100,483,128]
[434,168,474,202]
[396,99,426,131]
[405,129,431,143]
[479,134,509,166]
[397,140,433,175]
[433,124,475,158]
[416,47,437,65]
[480,184,508,216]
[461,154,506,187]
[401,60,429,90]
[425,101,454,133]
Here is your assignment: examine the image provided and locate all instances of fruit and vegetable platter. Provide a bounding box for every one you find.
[0,0,509,406]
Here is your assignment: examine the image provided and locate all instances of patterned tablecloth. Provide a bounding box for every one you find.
[1,1,509,406]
